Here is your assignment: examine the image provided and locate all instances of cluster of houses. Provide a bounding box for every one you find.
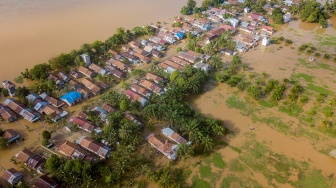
[1,148,60,187]
[146,127,190,160]
[125,72,165,106]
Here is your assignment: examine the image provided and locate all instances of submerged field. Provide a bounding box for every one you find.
[184,20,336,187]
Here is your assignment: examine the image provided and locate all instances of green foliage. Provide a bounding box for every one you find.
[28,63,52,80]
[272,8,284,24]
[14,75,24,84]
[247,85,263,100]
[176,47,182,53]
[0,137,7,149]
[299,0,328,27]
[119,99,129,111]
[173,22,183,28]
[177,144,194,159]
[208,54,223,70]
[49,53,73,70]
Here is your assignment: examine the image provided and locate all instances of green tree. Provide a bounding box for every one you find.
[209,54,223,70]
[49,53,73,70]
[0,137,7,149]
[272,8,284,24]
[45,154,63,173]
[177,144,194,159]
[29,63,52,80]
[176,47,182,52]
[120,99,129,111]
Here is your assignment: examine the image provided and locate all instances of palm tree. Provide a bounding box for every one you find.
[177,143,194,159]
[201,135,213,152]
[209,54,223,70]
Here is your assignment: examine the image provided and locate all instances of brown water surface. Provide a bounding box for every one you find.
[0,0,202,82]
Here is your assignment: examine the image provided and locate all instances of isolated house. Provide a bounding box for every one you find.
[34,175,60,188]
[0,104,17,122]
[2,129,20,143]
[2,80,16,97]
[60,92,82,106]
[2,168,23,185]
[146,134,177,160]
[161,128,191,145]
[77,136,110,159]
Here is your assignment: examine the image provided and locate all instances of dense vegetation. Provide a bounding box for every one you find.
[299,0,329,27]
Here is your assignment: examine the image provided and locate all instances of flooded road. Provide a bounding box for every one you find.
[0,0,202,82]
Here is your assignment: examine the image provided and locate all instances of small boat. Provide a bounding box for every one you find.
[309,57,315,62]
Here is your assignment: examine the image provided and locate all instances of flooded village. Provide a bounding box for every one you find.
[1,0,336,187]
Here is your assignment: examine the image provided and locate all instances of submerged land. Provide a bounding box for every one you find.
[1,0,336,187]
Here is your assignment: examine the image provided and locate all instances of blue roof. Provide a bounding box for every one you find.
[60,92,82,104]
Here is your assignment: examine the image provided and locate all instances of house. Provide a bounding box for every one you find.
[262,36,270,46]
[81,78,101,95]
[26,93,49,112]
[146,134,177,160]
[162,60,184,72]
[70,70,81,79]
[40,105,68,122]
[48,74,64,87]
[15,149,45,172]
[57,72,70,82]
[76,88,92,99]
[77,136,110,159]
[124,113,142,125]
[133,53,152,63]
[227,18,239,28]
[107,58,128,72]
[149,36,166,45]
[174,32,185,40]
[92,107,108,123]
[40,93,65,108]
[56,140,96,161]
[170,56,191,66]
[70,117,95,133]
[105,65,123,78]
[125,90,148,106]
[4,98,40,123]
[178,51,199,64]
[34,175,60,188]
[89,63,109,75]
[130,84,151,97]
[2,168,23,185]
[249,13,266,22]
[78,111,88,119]
[2,129,20,143]
[152,50,162,58]
[139,79,164,95]
[157,32,176,44]
[0,104,17,122]
[283,12,291,23]
[128,41,142,49]
[261,26,274,35]
[80,54,91,66]
[162,128,191,145]
[102,104,115,113]
[193,62,211,72]
[192,18,211,31]
[145,73,164,84]
[2,80,16,97]
[134,48,150,57]
[68,80,81,90]
[143,46,153,54]
[157,62,176,74]
[60,92,82,106]
[221,48,235,56]
[78,66,95,78]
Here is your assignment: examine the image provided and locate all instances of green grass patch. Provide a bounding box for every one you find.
[259,100,277,108]
[291,73,314,83]
[307,83,332,94]
[229,146,242,153]
[297,58,319,69]
[192,175,211,188]
[317,63,330,70]
[199,165,213,179]
[278,102,303,117]
[220,174,262,188]
[295,169,330,188]
[212,152,227,169]
[251,115,291,132]
[279,68,287,71]
[228,159,246,173]
[226,95,247,111]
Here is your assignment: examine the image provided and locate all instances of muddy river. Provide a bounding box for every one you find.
[0,0,202,82]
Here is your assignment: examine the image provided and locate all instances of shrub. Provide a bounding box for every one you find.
[324,54,331,59]
[314,52,321,57]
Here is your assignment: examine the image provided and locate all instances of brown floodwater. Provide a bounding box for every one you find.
[0,0,202,82]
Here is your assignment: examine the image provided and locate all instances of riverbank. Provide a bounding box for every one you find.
[0,0,202,82]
